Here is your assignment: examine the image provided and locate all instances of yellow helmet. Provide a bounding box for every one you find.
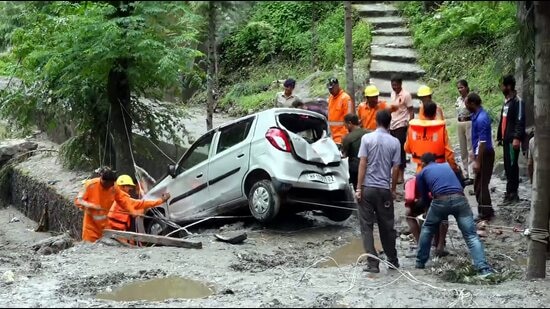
[417,85,433,97]
[364,85,380,97]
[116,175,136,187]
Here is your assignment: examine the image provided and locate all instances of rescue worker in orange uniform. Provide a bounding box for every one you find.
[74,168,117,242]
[327,78,354,146]
[417,86,445,120]
[108,175,170,233]
[404,101,459,258]
[357,85,390,132]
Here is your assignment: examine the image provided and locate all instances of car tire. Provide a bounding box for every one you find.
[248,180,281,223]
[145,217,185,238]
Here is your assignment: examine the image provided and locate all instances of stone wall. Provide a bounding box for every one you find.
[10,169,82,238]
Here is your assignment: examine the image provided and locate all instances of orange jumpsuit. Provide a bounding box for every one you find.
[404,121,458,173]
[328,89,353,144]
[107,186,164,231]
[74,178,115,242]
[357,100,388,131]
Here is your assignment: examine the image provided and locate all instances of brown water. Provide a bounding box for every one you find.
[319,236,382,268]
[96,277,214,302]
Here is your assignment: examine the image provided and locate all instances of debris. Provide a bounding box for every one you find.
[9,216,20,223]
[1,270,15,284]
[47,180,60,185]
[221,288,235,295]
[215,232,247,245]
[139,253,150,260]
[34,204,49,232]
[102,229,202,249]
[32,233,73,255]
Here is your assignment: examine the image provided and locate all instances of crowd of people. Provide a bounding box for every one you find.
[276,74,527,276]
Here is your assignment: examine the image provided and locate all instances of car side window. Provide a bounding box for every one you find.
[178,132,214,173]
[216,117,254,154]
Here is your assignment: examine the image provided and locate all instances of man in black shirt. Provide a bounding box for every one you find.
[342,113,368,190]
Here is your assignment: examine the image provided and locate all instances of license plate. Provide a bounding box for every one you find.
[306,173,335,184]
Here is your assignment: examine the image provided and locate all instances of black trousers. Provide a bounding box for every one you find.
[503,142,520,195]
[390,126,407,170]
[358,186,398,268]
[475,148,495,219]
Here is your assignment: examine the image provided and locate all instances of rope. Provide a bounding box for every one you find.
[101,105,112,167]
[119,100,138,173]
[119,101,176,164]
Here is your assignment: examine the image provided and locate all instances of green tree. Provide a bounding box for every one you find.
[0,1,201,174]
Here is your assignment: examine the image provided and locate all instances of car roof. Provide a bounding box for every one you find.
[204,108,327,134]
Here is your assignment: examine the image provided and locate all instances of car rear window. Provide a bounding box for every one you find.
[277,113,327,143]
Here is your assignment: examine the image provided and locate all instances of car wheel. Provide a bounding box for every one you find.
[146,217,168,236]
[248,180,280,223]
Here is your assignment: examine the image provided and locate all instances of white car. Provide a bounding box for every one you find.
[140,108,356,234]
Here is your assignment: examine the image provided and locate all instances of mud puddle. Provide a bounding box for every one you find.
[319,236,382,268]
[96,277,214,302]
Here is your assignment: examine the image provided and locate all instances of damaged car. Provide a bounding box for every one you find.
[140,108,356,234]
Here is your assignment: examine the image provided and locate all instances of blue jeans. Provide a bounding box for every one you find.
[416,194,492,273]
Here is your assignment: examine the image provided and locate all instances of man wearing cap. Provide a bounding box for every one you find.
[357,85,390,132]
[327,78,354,146]
[417,85,445,120]
[275,78,300,108]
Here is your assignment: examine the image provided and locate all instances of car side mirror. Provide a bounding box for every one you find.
[167,164,177,178]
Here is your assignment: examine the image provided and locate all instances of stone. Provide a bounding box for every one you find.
[9,217,20,223]
[372,36,414,48]
[1,270,15,284]
[353,3,398,17]
[370,59,425,80]
[371,47,418,63]
[364,16,406,29]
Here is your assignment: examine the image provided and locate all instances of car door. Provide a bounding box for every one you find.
[207,116,256,204]
[165,131,215,220]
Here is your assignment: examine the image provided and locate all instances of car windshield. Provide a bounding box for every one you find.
[277,113,327,143]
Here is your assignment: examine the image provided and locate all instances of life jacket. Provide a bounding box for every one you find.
[108,201,131,231]
[407,119,446,164]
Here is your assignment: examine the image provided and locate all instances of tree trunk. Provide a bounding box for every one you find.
[515,1,535,130]
[206,1,217,130]
[344,1,355,108]
[526,0,550,280]
[107,1,134,176]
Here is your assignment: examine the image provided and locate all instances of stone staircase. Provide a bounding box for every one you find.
[353,2,424,107]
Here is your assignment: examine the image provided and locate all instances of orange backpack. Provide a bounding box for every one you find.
[407,119,446,164]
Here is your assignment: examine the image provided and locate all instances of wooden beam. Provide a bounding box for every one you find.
[103,229,202,249]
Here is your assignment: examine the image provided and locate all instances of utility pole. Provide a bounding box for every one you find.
[344,1,355,108]
[526,0,550,280]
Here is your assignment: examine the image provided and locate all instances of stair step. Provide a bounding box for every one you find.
[363,16,406,29]
[372,27,410,36]
[372,36,413,48]
[371,47,417,63]
[368,78,423,99]
[370,59,425,80]
[353,4,398,17]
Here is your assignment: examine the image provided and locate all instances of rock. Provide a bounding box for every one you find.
[139,253,150,260]
[221,288,235,295]
[1,270,15,284]
[32,233,73,255]
[9,217,20,223]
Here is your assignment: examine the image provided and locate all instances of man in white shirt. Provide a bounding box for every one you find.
[275,78,299,108]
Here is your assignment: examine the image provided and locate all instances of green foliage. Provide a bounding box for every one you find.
[399,1,517,120]
[220,1,372,72]
[0,1,201,170]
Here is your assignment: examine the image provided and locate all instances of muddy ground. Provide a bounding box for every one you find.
[1,140,550,307]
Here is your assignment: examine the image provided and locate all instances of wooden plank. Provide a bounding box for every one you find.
[103,229,202,249]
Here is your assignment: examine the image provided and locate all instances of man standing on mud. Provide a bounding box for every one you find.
[356,110,400,273]
[388,75,413,184]
[74,168,117,242]
[342,113,368,190]
[327,78,354,147]
[497,75,525,205]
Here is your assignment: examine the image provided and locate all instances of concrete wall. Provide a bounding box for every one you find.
[10,168,82,239]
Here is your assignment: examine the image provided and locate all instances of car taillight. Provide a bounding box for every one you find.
[265,128,292,152]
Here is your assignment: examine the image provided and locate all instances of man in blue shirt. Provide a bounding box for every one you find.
[415,153,493,276]
[466,92,495,221]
